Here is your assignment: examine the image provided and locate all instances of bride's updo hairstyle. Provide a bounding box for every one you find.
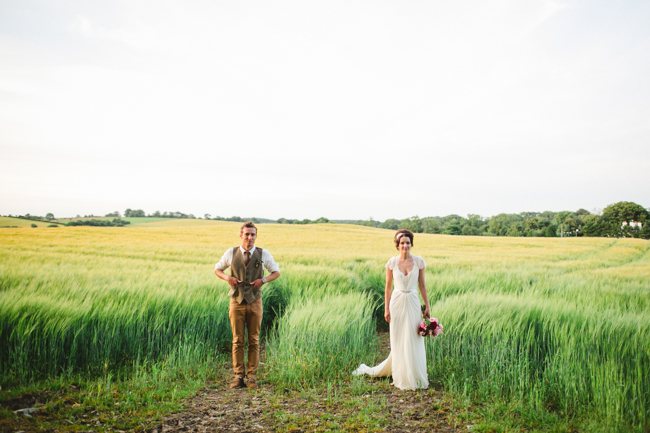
[394,229,414,249]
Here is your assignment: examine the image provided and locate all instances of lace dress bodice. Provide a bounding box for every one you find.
[386,256,425,293]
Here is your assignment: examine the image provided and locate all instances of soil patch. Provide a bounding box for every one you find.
[158,334,463,432]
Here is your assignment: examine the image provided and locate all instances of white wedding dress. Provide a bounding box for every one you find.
[353,255,429,390]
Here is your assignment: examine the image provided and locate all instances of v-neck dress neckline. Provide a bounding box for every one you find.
[396,257,415,276]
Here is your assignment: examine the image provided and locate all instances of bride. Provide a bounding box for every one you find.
[353,229,431,390]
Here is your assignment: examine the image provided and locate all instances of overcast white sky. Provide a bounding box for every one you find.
[1,0,649,220]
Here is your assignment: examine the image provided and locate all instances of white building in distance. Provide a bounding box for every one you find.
[621,221,643,229]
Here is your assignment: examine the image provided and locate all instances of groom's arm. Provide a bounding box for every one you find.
[215,269,241,288]
[251,270,280,289]
[250,249,281,289]
[214,248,241,288]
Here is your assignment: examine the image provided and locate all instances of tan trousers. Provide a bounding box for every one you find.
[228,297,263,378]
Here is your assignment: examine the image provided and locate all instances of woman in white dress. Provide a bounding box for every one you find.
[353,229,431,390]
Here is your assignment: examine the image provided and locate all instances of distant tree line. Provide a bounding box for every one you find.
[19,200,643,238]
[8,213,64,225]
[107,209,198,219]
[345,201,649,239]
[67,218,131,227]
[277,217,330,225]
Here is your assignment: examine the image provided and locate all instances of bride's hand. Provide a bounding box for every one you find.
[384,310,390,323]
[423,306,430,319]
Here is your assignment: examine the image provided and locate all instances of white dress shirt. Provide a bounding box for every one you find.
[214,245,280,273]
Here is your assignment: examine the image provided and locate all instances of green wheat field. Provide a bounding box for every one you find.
[1,220,649,432]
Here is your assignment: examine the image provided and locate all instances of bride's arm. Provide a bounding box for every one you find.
[384,267,393,323]
[418,268,431,318]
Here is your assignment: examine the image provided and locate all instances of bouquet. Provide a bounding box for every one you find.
[418,317,443,337]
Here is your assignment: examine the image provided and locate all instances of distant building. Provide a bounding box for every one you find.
[621,221,643,229]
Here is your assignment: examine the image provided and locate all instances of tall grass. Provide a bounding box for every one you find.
[1,224,649,431]
[0,224,289,383]
[427,292,650,431]
[265,292,378,388]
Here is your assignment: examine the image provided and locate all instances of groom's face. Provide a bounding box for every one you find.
[240,227,257,250]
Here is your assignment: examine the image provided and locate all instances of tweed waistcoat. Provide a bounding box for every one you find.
[230,247,264,304]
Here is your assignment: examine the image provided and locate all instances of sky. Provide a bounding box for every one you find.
[1,0,649,221]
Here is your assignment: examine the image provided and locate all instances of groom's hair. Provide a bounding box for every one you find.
[394,229,414,249]
[240,221,258,234]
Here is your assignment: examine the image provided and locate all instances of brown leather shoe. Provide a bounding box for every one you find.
[229,377,245,389]
[246,377,258,389]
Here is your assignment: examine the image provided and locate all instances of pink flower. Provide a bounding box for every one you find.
[417,316,443,337]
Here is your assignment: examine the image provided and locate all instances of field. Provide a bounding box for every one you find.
[1,222,649,432]
[0,216,62,228]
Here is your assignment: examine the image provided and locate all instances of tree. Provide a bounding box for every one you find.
[400,216,423,233]
[444,222,462,236]
[563,217,579,233]
[523,218,540,231]
[423,219,442,234]
[46,213,54,220]
[204,214,211,220]
[105,211,121,217]
[545,224,557,237]
[639,223,650,240]
[582,220,602,237]
[462,225,481,236]
[315,217,329,224]
[124,209,132,217]
[487,213,521,236]
[379,219,400,230]
[467,214,484,228]
[506,222,525,237]
[602,201,650,225]
[552,211,572,226]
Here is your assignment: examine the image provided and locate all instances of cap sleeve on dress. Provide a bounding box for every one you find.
[385,257,395,270]
[416,256,427,269]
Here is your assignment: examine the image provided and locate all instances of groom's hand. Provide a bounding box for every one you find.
[251,279,264,289]
[227,276,242,288]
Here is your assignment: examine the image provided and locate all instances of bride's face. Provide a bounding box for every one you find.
[398,237,412,254]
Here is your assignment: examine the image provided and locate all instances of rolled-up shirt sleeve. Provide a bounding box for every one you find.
[214,248,234,271]
[262,249,280,273]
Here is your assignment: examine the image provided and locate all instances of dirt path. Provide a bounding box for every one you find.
[157,336,464,433]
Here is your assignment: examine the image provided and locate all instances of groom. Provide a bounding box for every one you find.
[214,221,281,389]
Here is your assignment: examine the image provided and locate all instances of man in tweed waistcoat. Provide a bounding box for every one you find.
[214,221,281,389]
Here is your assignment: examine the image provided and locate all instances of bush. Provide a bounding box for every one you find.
[66,218,130,227]
[30,224,37,228]
[47,224,58,228]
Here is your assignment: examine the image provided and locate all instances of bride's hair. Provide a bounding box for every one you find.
[394,229,414,249]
